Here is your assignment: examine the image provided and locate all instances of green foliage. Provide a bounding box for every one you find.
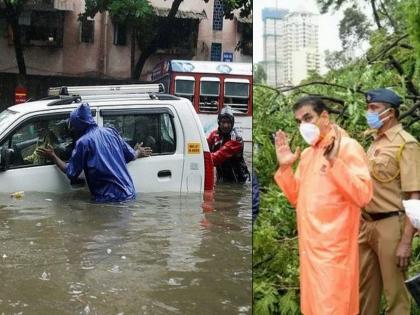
[324,50,352,71]
[339,7,371,49]
[253,86,301,314]
[253,64,267,87]
[82,0,153,24]
[253,281,280,314]
[3,0,26,10]
[403,0,420,76]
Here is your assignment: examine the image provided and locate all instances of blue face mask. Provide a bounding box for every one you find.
[366,108,391,129]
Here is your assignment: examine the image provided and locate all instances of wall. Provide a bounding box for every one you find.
[0,72,138,110]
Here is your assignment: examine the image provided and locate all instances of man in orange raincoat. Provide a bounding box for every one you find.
[274,96,373,315]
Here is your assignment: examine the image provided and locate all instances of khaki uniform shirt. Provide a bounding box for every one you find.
[365,123,420,213]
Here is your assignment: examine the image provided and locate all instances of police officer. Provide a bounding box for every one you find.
[207,106,250,183]
[359,88,420,315]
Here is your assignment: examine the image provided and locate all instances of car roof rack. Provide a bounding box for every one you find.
[47,96,82,106]
[48,83,164,97]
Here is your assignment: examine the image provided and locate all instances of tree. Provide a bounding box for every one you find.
[338,6,371,49]
[1,0,27,74]
[83,0,252,79]
[324,50,352,71]
[253,63,267,84]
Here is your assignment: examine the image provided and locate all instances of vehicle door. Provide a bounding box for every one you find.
[99,106,184,193]
[0,112,80,193]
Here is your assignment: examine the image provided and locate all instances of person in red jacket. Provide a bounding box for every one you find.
[207,106,250,183]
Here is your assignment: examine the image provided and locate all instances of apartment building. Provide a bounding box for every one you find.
[0,0,251,80]
[263,9,320,87]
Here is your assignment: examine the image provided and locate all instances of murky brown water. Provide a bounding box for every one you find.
[0,145,252,315]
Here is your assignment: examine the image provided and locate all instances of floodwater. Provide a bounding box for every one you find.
[0,146,252,315]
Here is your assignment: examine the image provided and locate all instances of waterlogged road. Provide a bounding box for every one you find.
[0,145,252,314]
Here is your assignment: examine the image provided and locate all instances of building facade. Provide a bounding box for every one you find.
[0,0,251,81]
[263,9,320,87]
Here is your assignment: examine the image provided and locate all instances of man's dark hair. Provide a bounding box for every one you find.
[293,96,327,115]
[387,104,400,119]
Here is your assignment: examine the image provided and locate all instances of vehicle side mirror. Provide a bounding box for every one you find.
[0,147,11,171]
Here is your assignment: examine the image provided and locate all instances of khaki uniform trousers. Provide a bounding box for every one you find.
[359,214,410,315]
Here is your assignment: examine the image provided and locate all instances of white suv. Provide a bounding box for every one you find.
[0,84,214,194]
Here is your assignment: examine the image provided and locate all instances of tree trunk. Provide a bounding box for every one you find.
[131,0,183,80]
[12,20,26,75]
[132,47,154,80]
[131,28,136,79]
[5,3,26,75]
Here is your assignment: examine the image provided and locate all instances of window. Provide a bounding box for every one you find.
[212,0,224,31]
[0,115,74,168]
[19,11,64,47]
[174,76,195,103]
[210,42,222,61]
[0,17,7,34]
[199,78,220,113]
[113,23,127,46]
[102,111,176,155]
[224,79,250,114]
[0,109,18,134]
[81,19,94,43]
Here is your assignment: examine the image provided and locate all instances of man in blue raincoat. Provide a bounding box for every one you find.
[38,103,152,202]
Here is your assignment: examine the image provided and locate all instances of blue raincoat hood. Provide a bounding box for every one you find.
[69,103,97,133]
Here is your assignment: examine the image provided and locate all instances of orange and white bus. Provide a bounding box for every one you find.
[150,60,252,141]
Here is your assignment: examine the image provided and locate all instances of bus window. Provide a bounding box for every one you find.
[199,77,220,113]
[224,78,250,114]
[174,76,195,102]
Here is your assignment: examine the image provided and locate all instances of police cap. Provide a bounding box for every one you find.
[365,88,402,108]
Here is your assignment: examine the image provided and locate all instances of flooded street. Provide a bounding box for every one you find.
[0,145,252,315]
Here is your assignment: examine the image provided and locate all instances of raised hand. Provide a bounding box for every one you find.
[323,125,341,163]
[36,145,56,159]
[135,142,153,158]
[274,130,300,168]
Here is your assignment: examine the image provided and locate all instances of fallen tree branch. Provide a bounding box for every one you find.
[399,43,414,50]
[367,34,409,63]
[274,283,300,291]
[253,254,275,269]
[388,55,419,96]
[278,81,365,94]
[296,91,347,116]
[379,0,397,31]
[406,117,420,128]
[400,101,420,120]
[371,0,383,29]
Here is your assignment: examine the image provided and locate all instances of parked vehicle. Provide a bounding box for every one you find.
[150,60,252,141]
[0,84,214,194]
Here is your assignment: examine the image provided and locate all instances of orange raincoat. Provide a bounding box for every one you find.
[275,126,372,315]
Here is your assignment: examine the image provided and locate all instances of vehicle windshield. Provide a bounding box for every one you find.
[0,109,18,134]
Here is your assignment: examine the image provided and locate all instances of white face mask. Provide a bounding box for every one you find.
[299,123,320,145]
